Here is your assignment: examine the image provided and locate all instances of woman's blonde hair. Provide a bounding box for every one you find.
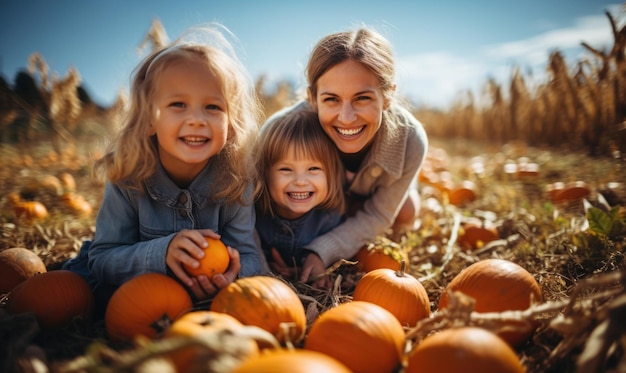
[95,23,261,204]
[256,109,345,217]
[305,27,409,133]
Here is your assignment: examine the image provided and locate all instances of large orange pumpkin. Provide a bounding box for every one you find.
[105,272,193,343]
[406,327,525,373]
[6,270,94,329]
[233,349,352,373]
[0,247,47,293]
[352,261,431,327]
[438,258,542,347]
[304,301,405,373]
[183,237,230,278]
[164,310,259,372]
[210,275,306,344]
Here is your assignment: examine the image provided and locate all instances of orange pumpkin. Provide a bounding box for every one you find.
[405,327,525,373]
[60,192,93,215]
[6,270,94,329]
[304,301,405,373]
[355,240,409,273]
[458,223,499,250]
[183,237,230,278]
[9,193,48,221]
[233,349,352,373]
[210,275,306,344]
[0,247,47,293]
[438,259,542,347]
[448,180,477,206]
[164,310,259,372]
[105,272,193,343]
[352,261,431,327]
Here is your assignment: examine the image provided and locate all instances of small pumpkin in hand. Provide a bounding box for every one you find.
[183,237,230,277]
[438,259,542,347]
[0,247,47,293]
[406,327,525,373]
[105,272,193,343]
[305,301,405,373]
[352,260,430,327]
[210,275,306,344]
[7,270,94,329]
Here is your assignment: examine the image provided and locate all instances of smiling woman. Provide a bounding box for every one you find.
[260,26,429,288]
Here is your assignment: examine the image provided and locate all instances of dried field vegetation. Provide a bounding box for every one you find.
[1,8,626,373]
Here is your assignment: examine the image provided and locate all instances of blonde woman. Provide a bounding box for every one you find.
[266,27,428,287]
[63,24,262,313]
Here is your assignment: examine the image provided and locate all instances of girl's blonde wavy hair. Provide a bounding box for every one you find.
[94,23,261,204]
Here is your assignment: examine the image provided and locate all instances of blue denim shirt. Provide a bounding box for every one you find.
[67,158,261,288]
[256,208,344,266]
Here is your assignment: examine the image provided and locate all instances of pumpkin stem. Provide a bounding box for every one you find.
[396,260,407,277]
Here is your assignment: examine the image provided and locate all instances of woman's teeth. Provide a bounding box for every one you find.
[336,126,364,136]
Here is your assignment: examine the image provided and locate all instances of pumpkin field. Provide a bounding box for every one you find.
[2,8,626,373]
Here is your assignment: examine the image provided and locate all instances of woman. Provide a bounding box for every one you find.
[264,27,428,287]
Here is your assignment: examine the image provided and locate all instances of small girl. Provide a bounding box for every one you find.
[63,23,262,310]
[255,109,345,279]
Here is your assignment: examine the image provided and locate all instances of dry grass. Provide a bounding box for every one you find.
[0,136,624,372]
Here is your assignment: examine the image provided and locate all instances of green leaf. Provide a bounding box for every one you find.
[586,207,613,236]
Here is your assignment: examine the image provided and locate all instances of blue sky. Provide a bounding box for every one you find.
[0,1,620,109]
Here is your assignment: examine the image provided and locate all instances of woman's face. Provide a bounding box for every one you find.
[312,59,386,154]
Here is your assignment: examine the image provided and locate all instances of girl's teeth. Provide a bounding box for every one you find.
[289,192,311,200]
[336,126,364,136]
[183,137,207,145]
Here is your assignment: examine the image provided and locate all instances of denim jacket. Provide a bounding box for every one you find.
[66,158,261,288]
[256,208,344,266]
[265,101,428,266]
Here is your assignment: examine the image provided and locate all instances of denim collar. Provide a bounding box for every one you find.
[144,159,221,208]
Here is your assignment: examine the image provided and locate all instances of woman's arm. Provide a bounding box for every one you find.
[306,118,428,266]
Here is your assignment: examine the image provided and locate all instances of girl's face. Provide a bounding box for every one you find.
[313,59,386,154]
[269,147,329,220]
[151,58,228,185]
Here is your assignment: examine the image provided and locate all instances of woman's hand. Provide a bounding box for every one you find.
[300,253,332,289]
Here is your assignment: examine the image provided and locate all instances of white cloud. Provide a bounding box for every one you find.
[396,8,617,109]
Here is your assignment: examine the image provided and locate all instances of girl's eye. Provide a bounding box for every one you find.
[170,102,186,108]
[277,167,292,172]
[356,95,372,101]
[309,166,323,172]
[206,104,222,111]
[322,96,338,103]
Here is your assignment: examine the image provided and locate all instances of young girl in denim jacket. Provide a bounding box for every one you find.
[255,109,345,280]
[63,24,262,310]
